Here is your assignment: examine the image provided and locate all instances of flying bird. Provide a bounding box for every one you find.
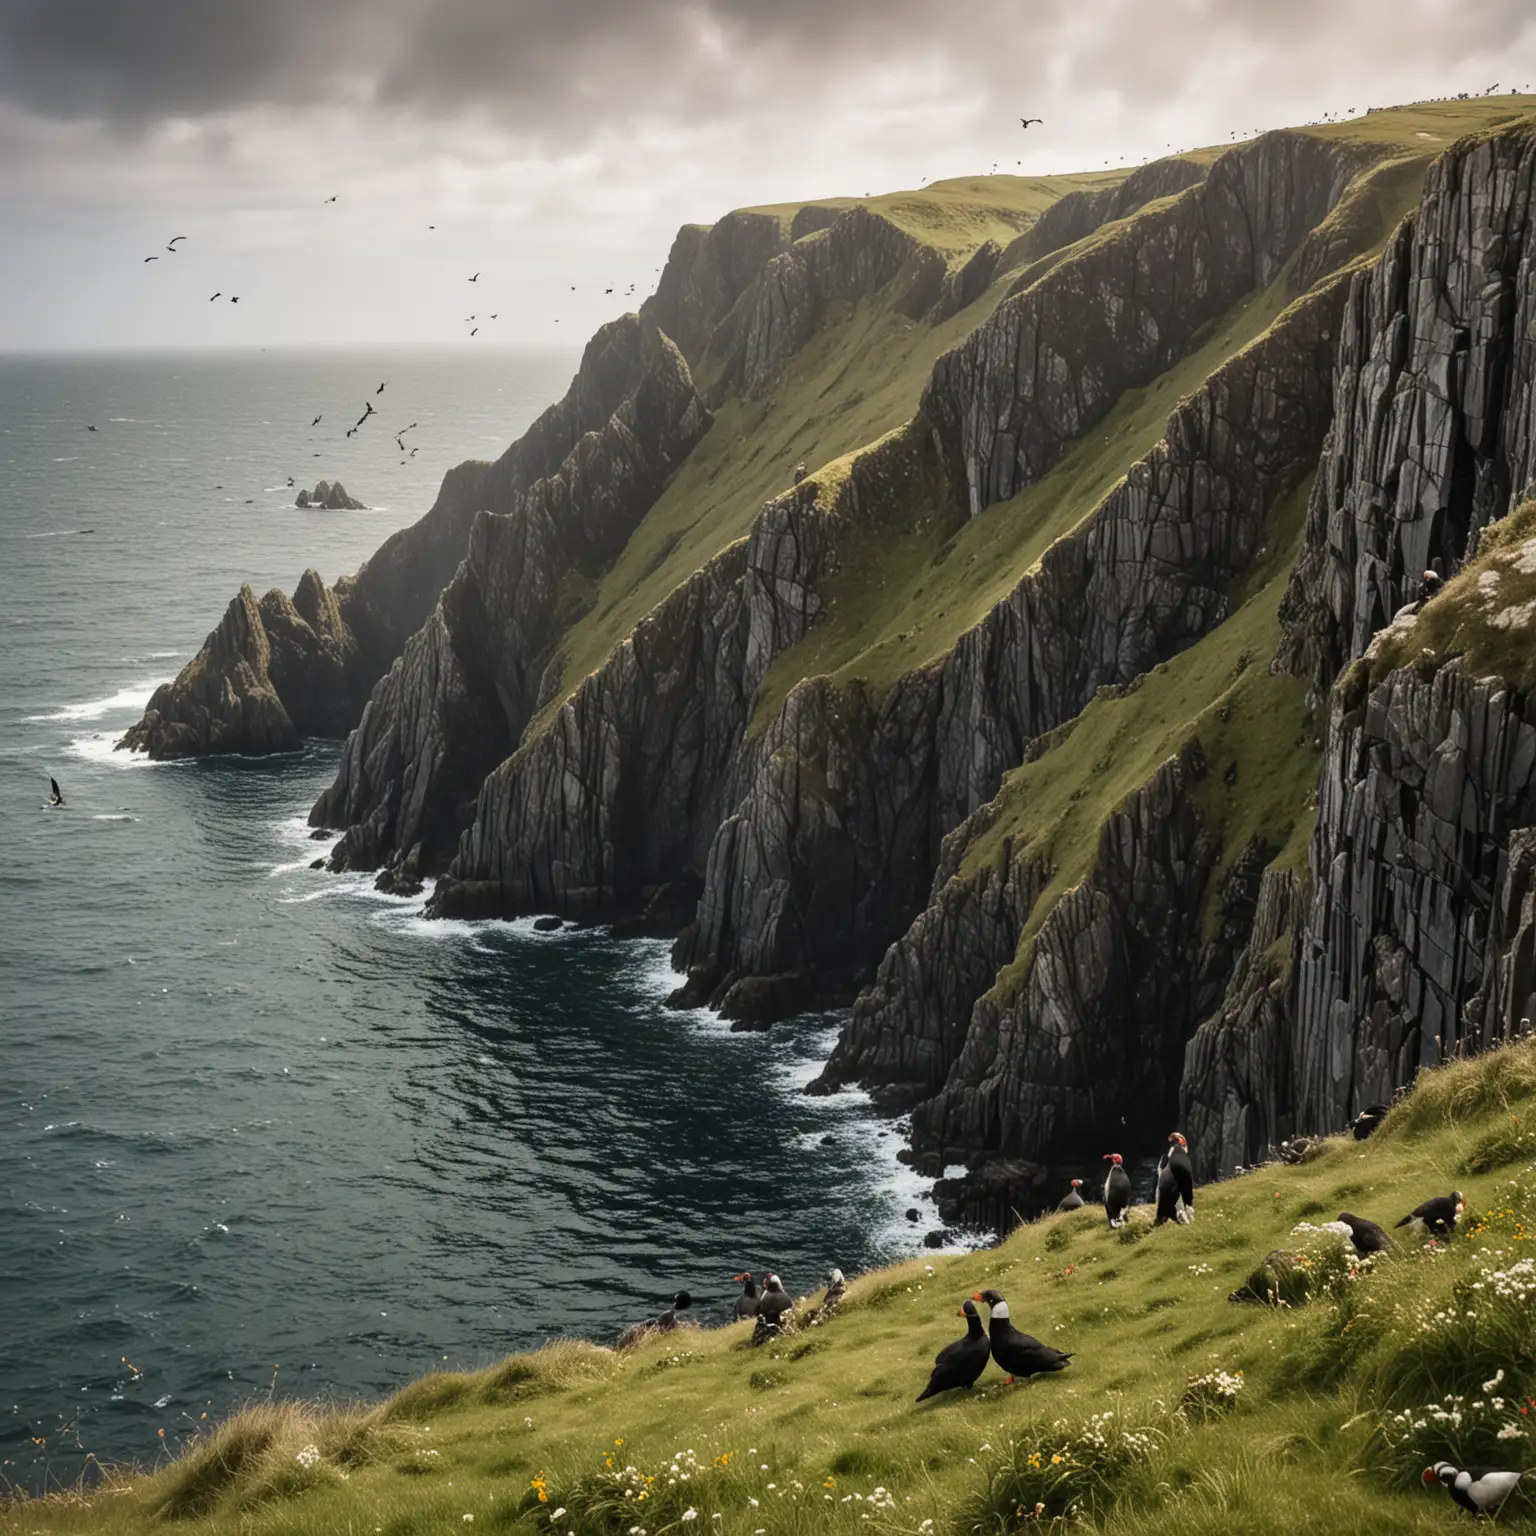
[143,255,159,262]
[468,272,480,282]
[311,414,322,426]
[375,382,386,395]
[47,777,65,807]
[915,1300,991,1402]
[230,296,239,304]
[470,327,478,336]
[209,292,221,301]
[1020,117,1043,127]
[324,195,337,203]
[166,236,187,250]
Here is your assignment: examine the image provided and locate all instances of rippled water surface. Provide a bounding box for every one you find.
[0,350,934,1491]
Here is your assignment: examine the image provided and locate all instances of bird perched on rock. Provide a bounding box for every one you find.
[1155,1133,1195,1225]
[1396,1192,1465,1240]
[1335,1212,1391,1258]
[1423,1462,1523,1515]
[792,462,808,484]
[915,1300,990,1401]
[972,1290,1072,1381]
[751,1274,793,1345]
[615,1290,692,1350]
[731,1272,758,1319]
[1351,1104,1390,1140]
[1057,1178,1085,1212]
[1103,1153,1132,1228]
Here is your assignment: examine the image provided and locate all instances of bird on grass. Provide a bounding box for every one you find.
[972,1290,1071,1381]
[915,1300,990,1401]
[615,1290,692,1350]
[1336,1212,1391,1258]
[1155,1132,1195,1225]
[1423,1462,1522,1515]
[1351,1104,1389,1140]
[1057,1178,1085,1212]
[810,1268,847,1324]
[1103,1152,1132,1228]
[731,1272,758,1319]
[751,1274,793,1345]
[1396,1192,1465,1239]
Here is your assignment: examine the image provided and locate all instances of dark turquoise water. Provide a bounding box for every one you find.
[0,350,936,1494]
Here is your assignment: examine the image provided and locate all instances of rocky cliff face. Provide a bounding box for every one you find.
[925,133,1367,519]
[312,330,711,880]
[1279,127,1536,689]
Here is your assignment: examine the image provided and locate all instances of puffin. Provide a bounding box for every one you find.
[915,1300,990,1401]
[615,1290,692,1350]
[1335,1212,1391,1258]
[1154,1133,1195,1226]
[1057,1178,1085,1212]
[1351,1104,1390,1140]
[812,1267,847,1322]
[732,1272,759,1320]
[971,1290,1072,1381]
[751,1273,793,1345]
[1423,1462,1523,1515]
[1103,1153,1132,1228]
[1395,1191,1465,1239]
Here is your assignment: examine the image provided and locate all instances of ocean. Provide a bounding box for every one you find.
[0,348,940,1494]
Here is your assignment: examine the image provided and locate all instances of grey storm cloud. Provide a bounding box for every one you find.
[8,0,1528,137]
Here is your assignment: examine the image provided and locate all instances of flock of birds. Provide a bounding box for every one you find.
[611,1124,1501,1513]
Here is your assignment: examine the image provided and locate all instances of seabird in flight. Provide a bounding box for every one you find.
[167,236,187,251]
[143,255,159,262]
[311,414,322,426]
[47,777,65,807]
[209,292,221,301]
[468,271,480,282]
[1020,117,1043,127]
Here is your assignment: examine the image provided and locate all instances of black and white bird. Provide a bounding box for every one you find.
[1396,1192,1465,1240]
[615,1290,692,1350]
[1103,1152,1132,1228]
[1336,1212,1391,1258]
[1351,1104,1390,1140]
[46,776,64,807]
[813,1267,847,1321]
[731,1271,759,1320]
[1155,1132,1195,1226]
[751,1273,793,1345]
[971,1290,1072,1382]
[1423,1462,1523,1515]
[915,1300,990,1402]
[1057,1178,1085,1212]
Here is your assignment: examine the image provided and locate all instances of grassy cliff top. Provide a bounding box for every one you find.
[19,1031,1536,1535]
[1363,498,1536,694]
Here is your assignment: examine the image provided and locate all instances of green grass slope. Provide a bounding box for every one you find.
[19,1035,1536,1535]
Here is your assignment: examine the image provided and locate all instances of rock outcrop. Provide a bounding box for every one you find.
[313,330,711,876]
[297,479,366,510]
[120,585,300,758]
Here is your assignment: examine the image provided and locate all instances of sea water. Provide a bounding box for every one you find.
[0,348,941,1492]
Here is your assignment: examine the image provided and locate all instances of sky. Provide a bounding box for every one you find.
[2,0,1534,351]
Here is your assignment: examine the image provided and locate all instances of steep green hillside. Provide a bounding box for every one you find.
[18,1034,1536,1535]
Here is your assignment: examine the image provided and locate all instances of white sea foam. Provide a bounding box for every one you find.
[92,814,138,823]
[68,730,165,768]
[28,680,161,723]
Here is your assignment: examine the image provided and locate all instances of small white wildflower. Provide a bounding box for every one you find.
[294,1444,321,1469]
[463,1517,474,1525]
[681,1509,698,1523]
[551,1510,566,1522]
[748,1498,759,1508]
[1484,1369,1507,1392]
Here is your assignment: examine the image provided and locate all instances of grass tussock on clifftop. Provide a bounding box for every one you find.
[19,1035,1536,1535]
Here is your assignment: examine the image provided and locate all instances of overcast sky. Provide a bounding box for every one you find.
[2,0,1534,351]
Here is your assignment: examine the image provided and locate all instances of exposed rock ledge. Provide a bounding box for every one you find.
[297,479,366,510]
